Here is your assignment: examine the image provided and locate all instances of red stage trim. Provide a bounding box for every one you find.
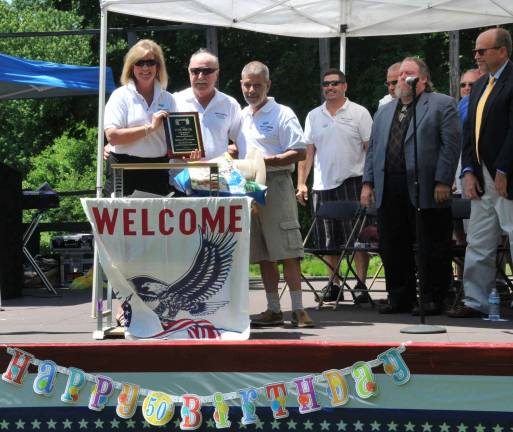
[2,342,513,375]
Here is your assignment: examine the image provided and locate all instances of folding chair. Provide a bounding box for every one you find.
[303,200,374,310]
[449,198,470,308]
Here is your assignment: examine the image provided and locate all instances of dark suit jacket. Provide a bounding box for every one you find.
[461,59,513,199]
[363,91,460,209]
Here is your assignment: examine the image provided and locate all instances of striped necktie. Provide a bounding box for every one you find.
[475,76,495,164]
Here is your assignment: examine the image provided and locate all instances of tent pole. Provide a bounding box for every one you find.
[92,6,108,320]
[339,33,346,73]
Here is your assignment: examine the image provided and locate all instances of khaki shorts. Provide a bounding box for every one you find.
[250,170,304,263]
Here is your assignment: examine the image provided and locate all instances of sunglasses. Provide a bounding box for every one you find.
[460,82,473,88]
[134,59,158,67]
[322,80,344,87]
[472,46,501,56]
[384,80,398,87]
[189,67,218,75]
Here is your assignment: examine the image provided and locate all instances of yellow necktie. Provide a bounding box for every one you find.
[475,76,495,164]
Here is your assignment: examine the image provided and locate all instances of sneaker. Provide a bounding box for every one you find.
[291,309,315,328]
[251,310,284,327]
[316,283,343,303]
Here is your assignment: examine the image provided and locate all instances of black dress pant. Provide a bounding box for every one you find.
[377,173,453,308]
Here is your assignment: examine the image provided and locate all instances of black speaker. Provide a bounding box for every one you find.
[0,163,23,299]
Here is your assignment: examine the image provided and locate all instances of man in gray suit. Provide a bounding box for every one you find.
[361,57,460,315]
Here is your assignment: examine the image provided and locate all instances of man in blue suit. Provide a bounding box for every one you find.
[361,57,460,314]
[448,27,513,318]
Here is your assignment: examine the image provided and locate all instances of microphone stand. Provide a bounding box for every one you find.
[401,80,446,334]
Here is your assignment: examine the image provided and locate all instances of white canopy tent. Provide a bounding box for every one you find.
[92,0,513,326]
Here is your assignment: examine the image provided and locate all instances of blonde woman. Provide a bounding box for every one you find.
[104,39,176,196]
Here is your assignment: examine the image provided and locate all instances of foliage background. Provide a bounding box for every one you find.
[1,0,512,238]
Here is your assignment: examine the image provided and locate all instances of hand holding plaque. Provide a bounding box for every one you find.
[163,112,205,159]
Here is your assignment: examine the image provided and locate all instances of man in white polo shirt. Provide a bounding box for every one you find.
[297,68,373,304]
[174,48,242,159]
[237,61,314,328]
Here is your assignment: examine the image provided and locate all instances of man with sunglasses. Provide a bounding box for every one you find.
[174,49,242,160]
[379,62,401,108]
[448,27,513,318]
[297,69,372,303]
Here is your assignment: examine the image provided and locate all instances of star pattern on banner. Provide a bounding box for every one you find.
[440,423,451,432]
[337,420,348,431]
[287,419,297,430]
[303,420,314,430]
[422,422,433,432]
[371,421,382,431]
[320,420,331,431]
[405,422,416,431]
[0,414,512,431]
[388,421,399,431]
[354,420,365,431]
[271,419,281,430]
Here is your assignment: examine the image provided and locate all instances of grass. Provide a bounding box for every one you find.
[249,255,384,278]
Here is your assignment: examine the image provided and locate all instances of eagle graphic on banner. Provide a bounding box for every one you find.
[128,228,236,328]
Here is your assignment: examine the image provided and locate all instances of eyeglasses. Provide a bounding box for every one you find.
[472,46,501,56]
[134,59,158,67]
[189,67,218,75]
[460,82,473,88]
[322,80,344,87]
[384,80,398,87]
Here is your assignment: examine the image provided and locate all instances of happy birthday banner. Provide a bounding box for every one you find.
[2,344,410,429]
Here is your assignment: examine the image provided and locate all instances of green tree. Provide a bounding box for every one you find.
[0,0,95,173]
[24,122,98,223]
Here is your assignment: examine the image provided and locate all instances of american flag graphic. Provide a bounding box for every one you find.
[152,319,222,339]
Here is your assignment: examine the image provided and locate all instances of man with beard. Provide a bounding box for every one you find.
[378,62,401,108]
[297,69,373,303]
[361,57,460,315]
[237,61,314,328]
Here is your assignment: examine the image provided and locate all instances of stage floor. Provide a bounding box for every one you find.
[1,279,512,344]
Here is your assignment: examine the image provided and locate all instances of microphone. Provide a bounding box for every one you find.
[405,76,419,87]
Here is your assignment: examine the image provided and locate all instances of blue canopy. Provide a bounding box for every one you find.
[0,52,116,100]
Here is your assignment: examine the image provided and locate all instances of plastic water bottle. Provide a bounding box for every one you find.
[487,287,501,321]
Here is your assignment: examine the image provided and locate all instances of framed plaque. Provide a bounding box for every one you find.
[163,112,205,158]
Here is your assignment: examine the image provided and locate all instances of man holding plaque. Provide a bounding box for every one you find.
[174,49,242,159]
[237,61,314,328]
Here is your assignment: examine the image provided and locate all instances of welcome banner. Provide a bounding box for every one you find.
[82,197,252,340]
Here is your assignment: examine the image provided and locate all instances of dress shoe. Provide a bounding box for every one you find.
[411,302,443,316]
[379,303,412,314]
[446,304,483,318]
